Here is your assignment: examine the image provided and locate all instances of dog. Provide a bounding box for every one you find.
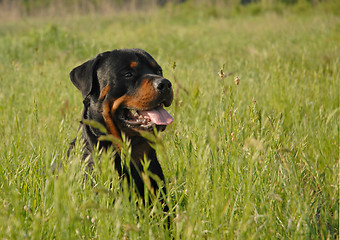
[68,48,173,210]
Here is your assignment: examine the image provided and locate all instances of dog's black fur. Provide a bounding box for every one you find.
[68,49,173,209]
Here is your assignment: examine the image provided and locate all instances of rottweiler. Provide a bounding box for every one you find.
[68,48,173,210]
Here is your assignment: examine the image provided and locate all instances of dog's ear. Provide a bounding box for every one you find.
[69,57,99,98]
[70,52,110,98]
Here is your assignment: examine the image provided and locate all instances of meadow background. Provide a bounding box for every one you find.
[0,0,339,239]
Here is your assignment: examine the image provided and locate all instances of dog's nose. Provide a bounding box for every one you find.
[153,78,172,93]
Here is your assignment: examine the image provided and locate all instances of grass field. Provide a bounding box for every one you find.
[0,1,339,239]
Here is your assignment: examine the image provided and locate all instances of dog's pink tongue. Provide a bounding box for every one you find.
[140,107,173,125]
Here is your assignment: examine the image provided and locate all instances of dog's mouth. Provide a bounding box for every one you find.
[116,104,174,132]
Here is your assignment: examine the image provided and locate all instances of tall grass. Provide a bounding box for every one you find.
[0,3,339,239]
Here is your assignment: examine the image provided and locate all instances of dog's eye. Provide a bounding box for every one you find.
[124,72,133,78]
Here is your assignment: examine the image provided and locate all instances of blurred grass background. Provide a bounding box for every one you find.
[0,0,339,239]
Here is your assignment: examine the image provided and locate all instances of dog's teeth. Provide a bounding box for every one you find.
[141,118,150,125]
[130,109,139,117]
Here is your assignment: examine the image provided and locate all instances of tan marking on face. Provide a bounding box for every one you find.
[130,61,138,68]
[102,98,122,149]
[110,95,126,113]
[123,79,158,110]
[99,85,110,101]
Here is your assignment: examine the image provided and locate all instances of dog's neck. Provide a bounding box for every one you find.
[83,119,151,159]
[82,101,153,164]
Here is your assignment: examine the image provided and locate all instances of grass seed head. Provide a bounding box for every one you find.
[218,69,226,79]
[234,76,240,85]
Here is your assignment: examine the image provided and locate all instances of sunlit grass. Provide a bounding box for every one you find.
[0,3,339,239]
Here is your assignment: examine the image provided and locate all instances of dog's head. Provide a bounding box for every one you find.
[70,48,174,138]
